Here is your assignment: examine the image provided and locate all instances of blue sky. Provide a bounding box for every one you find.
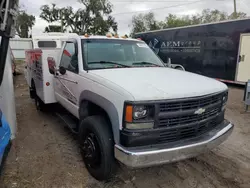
[19,0,250,36]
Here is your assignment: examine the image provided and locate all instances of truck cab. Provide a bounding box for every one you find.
[27,34,234,181]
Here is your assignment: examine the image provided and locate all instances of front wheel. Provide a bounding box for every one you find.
[79,115,116,181]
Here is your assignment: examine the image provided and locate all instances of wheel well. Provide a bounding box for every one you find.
[80,100,113,133]
[31,79,35,87]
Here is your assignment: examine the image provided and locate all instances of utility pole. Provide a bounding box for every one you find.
[233,0,237,18]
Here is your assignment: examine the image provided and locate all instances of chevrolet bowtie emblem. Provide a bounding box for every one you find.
[194,108,206,115]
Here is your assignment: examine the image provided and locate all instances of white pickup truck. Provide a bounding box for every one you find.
[25,33,233,180]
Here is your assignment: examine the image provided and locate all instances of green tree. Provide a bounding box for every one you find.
[228,11,247,19]
[40,0,117,35]
[44,25,62,32]
[131,12,161,36]
[16,10,35,38]
[40,4,72,32]
[198,9,247,23]
[199,9,228,23]
[165,14,192,28]
[130,9,247,35]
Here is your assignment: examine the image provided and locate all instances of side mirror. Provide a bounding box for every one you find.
[47,57,56,75]
[59,66,66,75]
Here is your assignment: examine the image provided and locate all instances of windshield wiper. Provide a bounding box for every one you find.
[132,61,162,67]
[88,61,131,68]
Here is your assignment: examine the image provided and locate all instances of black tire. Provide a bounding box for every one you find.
[29,88,35,99]
[79,115,115,181]
[35,95,46,112]
[30,81,36,99]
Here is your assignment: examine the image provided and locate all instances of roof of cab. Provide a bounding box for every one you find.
[79,35,140,41]
[32,32,78,40]
[32,32,141,42]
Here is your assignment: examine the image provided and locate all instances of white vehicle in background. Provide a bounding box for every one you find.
[0,42,17,137]
[0,0,19,173]
[9,38,33,60]
[0,38,17,171]
[25,33,234,181]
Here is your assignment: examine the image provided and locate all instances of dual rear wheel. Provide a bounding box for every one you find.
[34,95,47,111]
[30,82,46,111]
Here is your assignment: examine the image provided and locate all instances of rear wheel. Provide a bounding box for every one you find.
[34,95,47,112]
[30,81,36,99]
[29,88,36,99]
[79,115,115,181]
[32,81,47,111]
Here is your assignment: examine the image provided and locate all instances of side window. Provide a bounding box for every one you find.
[38,41,57,48]
[60,42,78,73]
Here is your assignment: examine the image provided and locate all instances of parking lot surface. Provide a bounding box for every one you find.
[1,65,250,188]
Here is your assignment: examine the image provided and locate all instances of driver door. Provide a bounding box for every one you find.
[54,41,79,117]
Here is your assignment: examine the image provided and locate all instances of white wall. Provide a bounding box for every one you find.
[9,38,33,59]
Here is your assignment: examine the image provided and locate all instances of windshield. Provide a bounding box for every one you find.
[82,39,164,69]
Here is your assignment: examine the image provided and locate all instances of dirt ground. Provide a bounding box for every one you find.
[1,64,250,188]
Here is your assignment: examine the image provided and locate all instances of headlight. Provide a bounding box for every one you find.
[123,104,155,129]
[133,106,148,120]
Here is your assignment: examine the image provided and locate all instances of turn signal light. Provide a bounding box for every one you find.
[125,105,133,123]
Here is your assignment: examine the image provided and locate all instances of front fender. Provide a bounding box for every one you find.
[79,90,120,144]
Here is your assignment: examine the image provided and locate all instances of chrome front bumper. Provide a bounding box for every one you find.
[115,120,233,168]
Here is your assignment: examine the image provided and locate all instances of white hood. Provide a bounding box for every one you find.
[90,67,228,101]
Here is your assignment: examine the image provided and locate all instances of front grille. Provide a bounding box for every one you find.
[158,119,218,143]
[156,92,224,144]
[159,107,220,127]
[159,93,222,112]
